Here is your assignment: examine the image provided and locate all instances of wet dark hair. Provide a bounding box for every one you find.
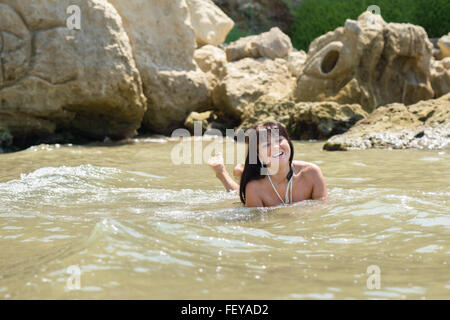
[239,121,294,204]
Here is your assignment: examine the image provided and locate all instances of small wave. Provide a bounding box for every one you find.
[86,218,196,267]
[19,164,121,181]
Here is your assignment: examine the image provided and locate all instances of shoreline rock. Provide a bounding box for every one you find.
[212,57,296,119]
[107,0,212,135]
[239,95,368,140]
[0,3,448,154]
[295,12,436,112]
[184,110,238,135]
[323,93,450,151]
[0,0,147,147]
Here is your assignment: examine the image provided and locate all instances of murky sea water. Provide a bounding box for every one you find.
[0,137,449,299]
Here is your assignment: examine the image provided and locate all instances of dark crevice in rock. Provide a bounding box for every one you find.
[321,50,340,74]
[290,119,359,141]
[414,131,425,138]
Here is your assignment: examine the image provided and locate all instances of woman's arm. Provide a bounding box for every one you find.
[208,153,240,192]
[216,171,240,192]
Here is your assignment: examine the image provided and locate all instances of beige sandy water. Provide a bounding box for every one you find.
[0,136,449,299]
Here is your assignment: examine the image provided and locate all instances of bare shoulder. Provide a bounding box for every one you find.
[293,160,320,174]
[304,163,324,177]
[244,179,265,207]
[297,162,327,200]
[245,178,264,192]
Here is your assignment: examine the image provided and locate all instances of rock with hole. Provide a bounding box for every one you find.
[295,11,436,112]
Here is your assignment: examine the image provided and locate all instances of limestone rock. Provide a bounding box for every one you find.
[431,57,450,98]
[184,110,215,133]
[212,0,293,37]
[295,11,435,112]
[225,27,292,61]
[433,48,443,61]
[194,45,227,91]
[239,96,296,131]
[438,33,450,58]
[108,0,211,134]
[212,57,296,119]
[286,50,307,77]
[323,93,450,150]
[184,109,238,135]
[430,38,444,60]
[225,34,259,62]
[0,0,147,144]
[186,0,234,46]
[240,95,368,140]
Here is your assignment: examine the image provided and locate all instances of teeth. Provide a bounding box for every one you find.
[273,151,284,158]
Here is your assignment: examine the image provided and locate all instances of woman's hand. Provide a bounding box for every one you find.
[207,152,225,176]
[233,163,244,179]
[208,152,240,192]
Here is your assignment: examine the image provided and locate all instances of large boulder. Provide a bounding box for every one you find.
[193,44,227,91]
[108,0,211,134]
[239,95,368,140]
[438,32,450,58]
[0,0,147,144]
[186,0,234,46]
[225,27,293,61]
[323,93,450,150]
[212,57,296,119]
[295,11,436,112]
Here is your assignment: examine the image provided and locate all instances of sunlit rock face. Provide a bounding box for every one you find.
[187,0,234,46]
[239,95,368,140]
[108,0,211,135]
[0,0,147,144]
[323,93,450,151]
[295,12,436,113]
[430,57,450,98]
[438,32,450,58]
[225,27,293,61]
[0,3,31,88]
[212,57,296,119]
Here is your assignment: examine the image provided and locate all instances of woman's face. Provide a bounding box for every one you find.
[258,133,291,171]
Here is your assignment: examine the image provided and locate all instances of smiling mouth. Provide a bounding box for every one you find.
[272,151,285,158]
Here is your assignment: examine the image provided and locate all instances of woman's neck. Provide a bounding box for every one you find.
[268,162,291,185]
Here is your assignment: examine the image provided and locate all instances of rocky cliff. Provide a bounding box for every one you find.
[0,0,448,153]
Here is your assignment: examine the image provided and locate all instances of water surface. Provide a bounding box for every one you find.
[0,137,449,299]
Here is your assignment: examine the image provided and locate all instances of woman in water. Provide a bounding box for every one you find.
[208,121,328,207]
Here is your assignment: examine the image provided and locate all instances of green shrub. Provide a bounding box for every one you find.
[225,26,253,43]
[412,0,450,39]
[288,0,450,51]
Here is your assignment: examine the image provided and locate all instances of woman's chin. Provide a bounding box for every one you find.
[267,157,289,171]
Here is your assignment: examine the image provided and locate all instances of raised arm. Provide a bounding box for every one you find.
[208,153,240,192]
